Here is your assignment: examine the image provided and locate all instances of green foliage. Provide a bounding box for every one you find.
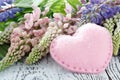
[43,0,66,15]
[14,0,34,8]
[14,0,83,18]
[0,21,13,31]
[50,0,66,14]
[67,0,82,10]
[39,0,83,16]
[0,44,9,60]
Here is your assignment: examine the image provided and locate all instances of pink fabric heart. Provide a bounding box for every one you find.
[50,23,113,73]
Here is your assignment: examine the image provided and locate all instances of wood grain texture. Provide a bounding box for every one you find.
[106,57,120,80]
[0,56,119,80]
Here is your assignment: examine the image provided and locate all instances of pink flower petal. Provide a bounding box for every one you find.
[25,14,34,30]
[42,7,50,16]
[53,13,63,22]
[65,3,73,14]
[32,7,41,21]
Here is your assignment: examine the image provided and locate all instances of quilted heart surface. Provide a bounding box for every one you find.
[50,23,113,73]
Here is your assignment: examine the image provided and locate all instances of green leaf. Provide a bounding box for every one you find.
[14,0,34,8]
[14,0,47,8]
[0,22,11,31]
[33,0,47,7]
[51,0,66,14]
[0,44,9,60]
[67,0,82,10]
[0,22,6,31]
[44,0,57,7]
[45,0,66,15]
[37,0,48,11]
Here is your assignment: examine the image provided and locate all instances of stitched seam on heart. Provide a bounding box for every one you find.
[51,29,112,73]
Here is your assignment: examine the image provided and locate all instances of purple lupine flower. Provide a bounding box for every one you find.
[0,0,22,22]
[113,6,120,13]
[0,0,14,6]
[90,0,104,4]
[90,13,103,24]
[100,4,115,18]
[80,0,120,24]
[0,12,7,21]
[0,8,22,22]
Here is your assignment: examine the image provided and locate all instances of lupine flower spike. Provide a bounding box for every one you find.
[104,13,120,56]
[0,22,17,45]
[78,0,120,25]
[25,23,63,64]
[0,7,49,71]
[26,12,78,64]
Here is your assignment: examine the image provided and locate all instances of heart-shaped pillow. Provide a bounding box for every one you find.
[50,23,113,73]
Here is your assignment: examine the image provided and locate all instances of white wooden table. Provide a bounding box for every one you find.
[0,55,120,80]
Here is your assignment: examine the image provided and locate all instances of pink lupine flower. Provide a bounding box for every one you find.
[24,13,34,30]
[33,29,45,37]
[49,22,56,27]
[24,13,33,29]
[65,3,73,14]
[63,13,72,22]
[0,7,51,71]
[21,31,27,38]
[23,45,31,52]
[41,17,50,25]
[63,23,69,28]
[32,7,41,21]
[42,7,50,16]
[34,17,49,27]
[24,13,31,19]
[34,19,42,27]
[31,37,40,46]
[53,13,63,22]
[12,27,23,37]
[11,37,21,43]
[57,21,63,27]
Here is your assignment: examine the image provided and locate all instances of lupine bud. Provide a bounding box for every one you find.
[104,18,115,35]
[26,26,62,64]
[112,22,120,56]
[104,13,120,56]
[0,22,17,45]
[0,39,27,71]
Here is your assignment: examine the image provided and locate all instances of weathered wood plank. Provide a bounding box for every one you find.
[106,57,120,80]
[0,56,112,80]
